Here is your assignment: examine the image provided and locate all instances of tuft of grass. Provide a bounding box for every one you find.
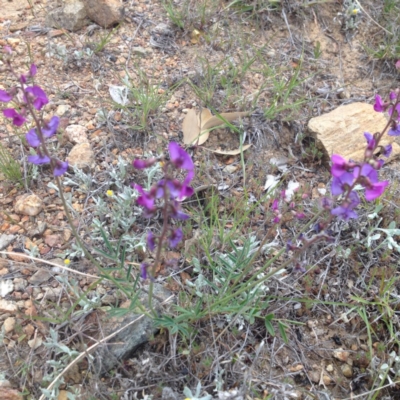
[0,141,24,186]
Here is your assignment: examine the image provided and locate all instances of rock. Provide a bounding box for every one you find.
[29,269,52,285]
[131,46,149,57]
[3,317,16,333]
[341,364,353,378]
[45,0,89,32]
[56,104,71,117]
[83,0,125,28]
[13,278,27,292]
[0,234,16,250]
[64,124,88,144]
[14,194,43,216]
[9,22,28,32]
[308,102,400,163]
[93,283,172,374]
[0,280,14,297]
[67,142,95,169]
[0,387,22,400]
[323,374,332,385]
[0,299,18,313]
[27,222,47,238]
[333,348,350,362]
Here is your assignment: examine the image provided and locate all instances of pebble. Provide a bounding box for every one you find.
[0,299,18,313]
[29,269,52,285]
[333,348,350,362]
[13,278,27,292]
[3,317,16,333]
[341,364,353,378]
[14,194,43,216]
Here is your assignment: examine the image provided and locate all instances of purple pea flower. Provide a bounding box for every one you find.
[133,158,156,169]
[53,160,68,176]
[140,263,148,280]
[3,108,26,126]
[364,132,376,150]
[331,172,354,196]
[0,89,12,102]
[331,154,352,177]
[26,116,60,147]
[170,200,190,220]
[355,164,389,201]
[388,123,400,136]
[373,95,385,112]
[169,228,183,248]
[28,153,51,165]
[133,184,156,217]
[30,64,37,77]
[331,191,360,220]
[383,144,392,158]
[147,231,156,251]
[25,86,48,110]
[169,142,194,171]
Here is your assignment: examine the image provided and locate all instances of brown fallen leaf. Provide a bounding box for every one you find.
[182,108,250,146]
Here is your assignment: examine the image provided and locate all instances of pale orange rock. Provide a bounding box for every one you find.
[308,102,400,163]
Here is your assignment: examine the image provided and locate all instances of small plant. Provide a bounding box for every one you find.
[0,141,24,185]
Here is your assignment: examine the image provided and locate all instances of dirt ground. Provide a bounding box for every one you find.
[1,0,400,399]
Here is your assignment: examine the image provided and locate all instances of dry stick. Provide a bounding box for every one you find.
[342,380,400,400]
[0,251,99,279]
[38,294,174,400]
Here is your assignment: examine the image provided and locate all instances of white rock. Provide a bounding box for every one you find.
[0,280,14,297]
[14,194,43,216]
[0,299,18,313]
[64,124,88,144]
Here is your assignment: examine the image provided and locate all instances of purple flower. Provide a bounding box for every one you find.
[147,231,156,251]
[373,95,385,112]
[355,164,389,201]
[364,132,376,150]
[169,228,183,248]
[3,108,26,126]
[331,172,354,196]
[0,89,12,102]
[388,123,400,136]
[169,142,194,171]
[42,116,59,137]
[133,184,156,216]
[28,153,51,165]
[272,199,279,211]
[170,201,190,220]
[25,116,60,147]
[140,263,148,279]
[25,85,48,110]
[133,158,156,169]
[396,61,400,70]
[53,160,68,176]
[383,144,392,158]
[331,154,351,177]
[390,91,397,100]
[331,191,360,220]
[30,64,37,77]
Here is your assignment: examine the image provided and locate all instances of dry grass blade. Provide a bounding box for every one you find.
[202,144,252,155]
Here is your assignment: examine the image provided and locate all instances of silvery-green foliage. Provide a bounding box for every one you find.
[41,329,80,399]
[183,382,212,400]
[56,276,100,314]
[365,205,400,252]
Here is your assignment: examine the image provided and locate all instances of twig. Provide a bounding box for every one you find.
[0,251,99,279]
